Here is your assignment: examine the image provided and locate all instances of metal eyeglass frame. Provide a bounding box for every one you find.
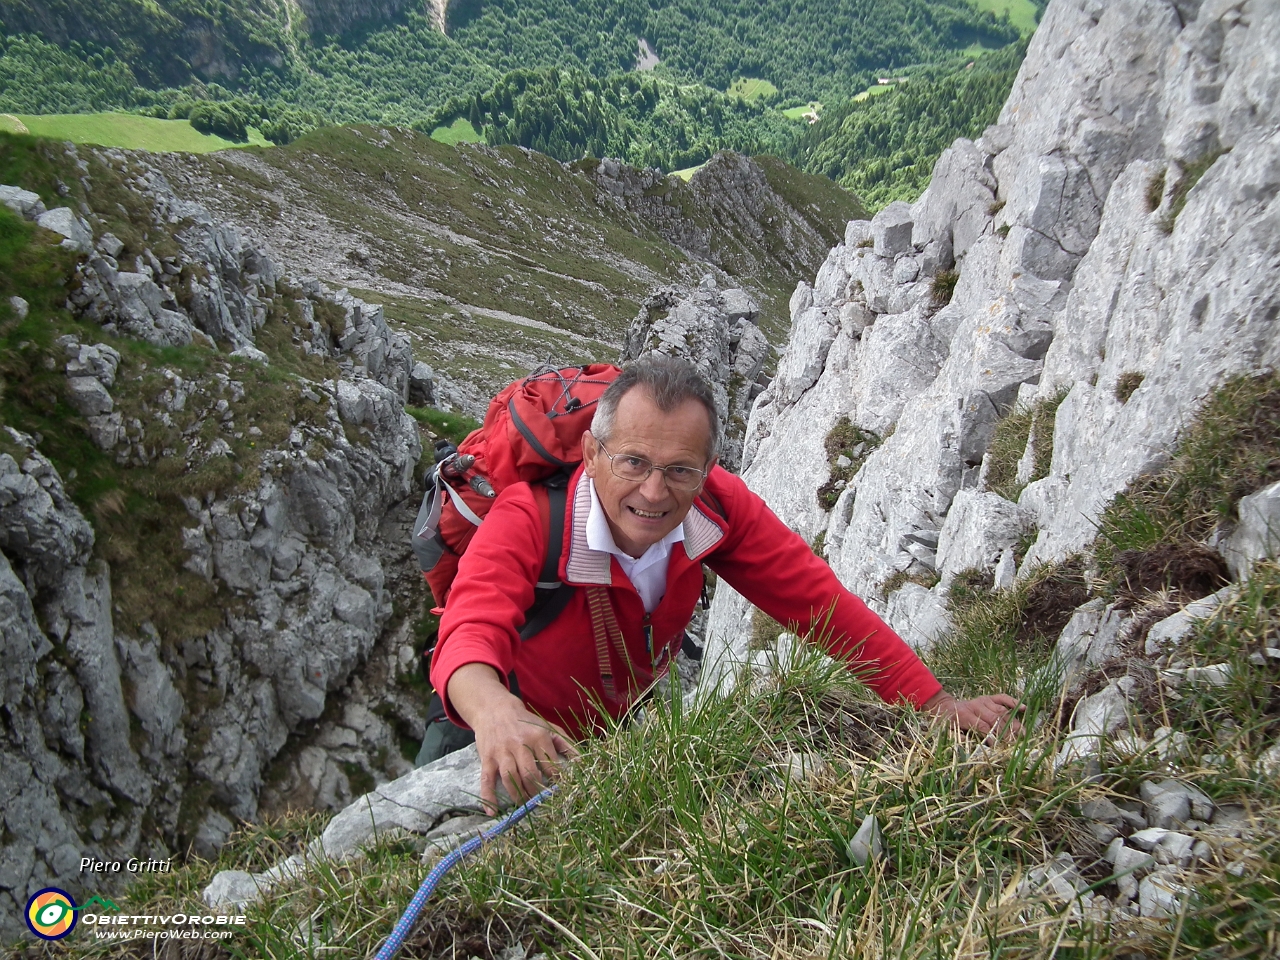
[591,434,710,490]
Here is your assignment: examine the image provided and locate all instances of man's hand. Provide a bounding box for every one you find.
[922,690,1024,738]
[447,663,578,815]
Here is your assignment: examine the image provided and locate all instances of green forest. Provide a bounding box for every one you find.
[0,0,1039,206]
[793,42,1025,207]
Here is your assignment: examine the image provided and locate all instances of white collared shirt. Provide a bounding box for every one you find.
[585,478,685,613]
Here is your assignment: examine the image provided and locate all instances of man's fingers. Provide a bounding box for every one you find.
[550,732,577,760]
[479,761,500,817]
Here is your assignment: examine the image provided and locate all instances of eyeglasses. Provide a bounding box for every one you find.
[593,436,709,491]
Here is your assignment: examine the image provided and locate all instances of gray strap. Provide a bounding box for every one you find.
[441,476,484,526]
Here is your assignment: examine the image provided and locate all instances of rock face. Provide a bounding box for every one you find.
[592,151,862,297]
[0,153,424,940]
[703,0,1280,673]
[621,277,769,470]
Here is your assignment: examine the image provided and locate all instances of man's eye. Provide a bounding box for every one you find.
[621,456,648,469]
[666,466,694,479]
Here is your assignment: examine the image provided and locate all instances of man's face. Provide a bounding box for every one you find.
[582,387,716,558]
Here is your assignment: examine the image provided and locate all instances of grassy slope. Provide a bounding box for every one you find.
[971,0,1039,34]
[429,117,483,145]
[52,373,1280,960]
[727,77,779,101]
[6,113,271,152]
[141,126,858,395]
[0,133,354,641]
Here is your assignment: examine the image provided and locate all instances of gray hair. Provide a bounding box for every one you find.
[591,355,720,459]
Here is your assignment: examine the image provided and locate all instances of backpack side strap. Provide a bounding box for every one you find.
[518,483,575,640]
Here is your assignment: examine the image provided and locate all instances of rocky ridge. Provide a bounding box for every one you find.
[0,145,429,938]
[703,0,1280,671]
[620,276,769,471]
[699,0,1280,923]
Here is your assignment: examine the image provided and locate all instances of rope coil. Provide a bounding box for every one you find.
[373,786,557,960]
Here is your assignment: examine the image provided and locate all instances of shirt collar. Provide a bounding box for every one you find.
[585,477,685,562]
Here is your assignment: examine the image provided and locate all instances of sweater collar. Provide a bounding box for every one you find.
[564,468,725,585]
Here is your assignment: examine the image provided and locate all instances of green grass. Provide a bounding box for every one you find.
[1097,371,1280,562]
[405,405,481,446]
[430,117,483,145]
[726,77,779,101]
[671,163,704,180]
[817,416,882,510]
[2,113,271,153]
[74,634,1280,960]
[782,101,823,121]
[970,0,1040,34]
[983,388,1069,502]
[851,83,897,103]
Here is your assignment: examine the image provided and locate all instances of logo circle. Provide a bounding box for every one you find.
[26,888,78,940]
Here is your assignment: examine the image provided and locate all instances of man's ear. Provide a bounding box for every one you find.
[581,431,599,478]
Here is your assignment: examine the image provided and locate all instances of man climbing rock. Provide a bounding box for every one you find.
[427,355,1022,813]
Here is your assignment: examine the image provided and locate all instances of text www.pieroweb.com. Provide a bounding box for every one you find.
[84,914,245,940]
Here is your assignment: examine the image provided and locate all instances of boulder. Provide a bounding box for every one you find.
[871,201,914,258]
[0,184,46,219]
[65,377,113,417]
[408,361,435,406]
[1223,480,1280,580]
[934,491,1032,583]
[36,206,92,254]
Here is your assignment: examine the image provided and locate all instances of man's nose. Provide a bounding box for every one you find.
[638,468,669,501]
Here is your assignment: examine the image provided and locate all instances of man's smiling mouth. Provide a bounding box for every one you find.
[628,506,667,519]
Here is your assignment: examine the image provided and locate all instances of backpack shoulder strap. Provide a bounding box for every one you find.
[518,482,575,640]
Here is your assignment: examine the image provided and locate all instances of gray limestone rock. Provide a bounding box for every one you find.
[1144,586,1233,655]
[317,744,496,859]
[36,206,92,254]
[65,376,113,417]
[0,184,47,219]
[934,491,1032,583]
[884,582,951,654]
[1138,871,1187,918]
[846,814,884,867]
[1053,599,1129,688]
[408,361,435,406]
[911,138,996,261]
[622,281,766,470]
[704,1,1280,696]
[1055,677,1135,768]
[872,201,914,258]
[1222,480,1280,580]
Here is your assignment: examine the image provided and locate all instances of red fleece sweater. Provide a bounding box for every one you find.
[431,465,942,739]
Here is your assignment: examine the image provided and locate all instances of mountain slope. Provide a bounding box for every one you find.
[0,0,1021,129]
[137,127,861,410]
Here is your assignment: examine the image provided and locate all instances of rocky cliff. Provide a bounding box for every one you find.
[0,143,425,938]
[704,0,1279,677]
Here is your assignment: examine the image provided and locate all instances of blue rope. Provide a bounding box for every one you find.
[373,787,557,960]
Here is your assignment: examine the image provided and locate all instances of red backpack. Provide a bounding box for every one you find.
[411,364,621,612]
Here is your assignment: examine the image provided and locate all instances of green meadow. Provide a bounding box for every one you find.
[0,112,269,152]
[972,0,1039,35]
[727,77,779,101]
